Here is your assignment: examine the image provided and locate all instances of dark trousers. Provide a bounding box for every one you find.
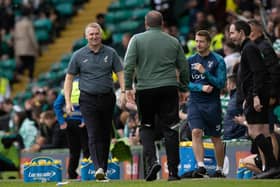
[66,119,90,179]
[0,159,18,171]
[136,86,180,175]
[17,55,35,79]
[79,91,116,172]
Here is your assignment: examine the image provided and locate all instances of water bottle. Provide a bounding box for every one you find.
[237,167,246,179]
[243,169,253,179]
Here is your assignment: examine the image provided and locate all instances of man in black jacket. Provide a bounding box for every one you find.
[248,19,279,102]
[248,19,280,177]
[229,20,280,178]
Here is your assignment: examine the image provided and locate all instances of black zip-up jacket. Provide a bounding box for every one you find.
[237,38,269,99]
[254,35,278,67]
[254,35,279,97]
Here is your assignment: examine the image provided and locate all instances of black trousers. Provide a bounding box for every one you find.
[66,119,89,179]
[136,86,180,175]
[0,159,18,171]
[17,55,35,79]
[79,91,116,172]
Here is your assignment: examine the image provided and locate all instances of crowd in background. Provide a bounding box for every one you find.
[1,0,280,176]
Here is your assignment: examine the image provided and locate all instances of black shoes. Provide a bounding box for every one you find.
[168,174,181,181]
[192,167,208,178]
[252,167,280,179]
[210,170,226,178]
[145,162,161,181]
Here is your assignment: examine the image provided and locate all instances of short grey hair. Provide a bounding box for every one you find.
[85,22,102,35]
[145,10,163,27]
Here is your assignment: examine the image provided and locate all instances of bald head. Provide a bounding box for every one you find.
[145,10,163,28]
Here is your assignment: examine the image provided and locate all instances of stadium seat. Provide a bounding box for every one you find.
[114,10,133,22]
[108,1,123,11]
[51,0,75,5]
[118,21,140,33]
[55,3,74,17]
[72,37,87,52]
[0,70,14,81]
[125,0,143,9]
[34,18,53,43]
[105,12,115,24]
[0,59,16,70]
[60,53,72,65]
[132,8,151,20]
[112,33,124,44]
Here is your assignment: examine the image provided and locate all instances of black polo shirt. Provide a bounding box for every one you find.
[67,45,123,94]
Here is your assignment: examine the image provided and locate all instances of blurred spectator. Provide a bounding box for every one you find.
[205,0,227,30]
[96,13,112,45]
[0,76,11,103]
[32,87,52,112]
[124,111,140,146]
[0,0,14,33]
[210,25,224,54]
[46,88,58,110]
[184,30,196,58]
[150,0,176,26]
[9,109,38,151]
[53,78,90,179]
[0,98,13,131]
[14,6,39,82]
[192,11,212,31]
[0,29,13,59]
[223,41,240,76]
[113,33,131,60]
[223,63,247,140]
[273,22,280,58]
[28,110,67,152]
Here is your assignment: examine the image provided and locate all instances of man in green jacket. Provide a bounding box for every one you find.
[124,10,189,181]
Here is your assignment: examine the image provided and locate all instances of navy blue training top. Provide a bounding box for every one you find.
[188,52,226,103]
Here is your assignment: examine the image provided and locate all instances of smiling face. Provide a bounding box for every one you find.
[85,25,102,48]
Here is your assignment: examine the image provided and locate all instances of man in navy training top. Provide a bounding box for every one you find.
[187,30,226,178]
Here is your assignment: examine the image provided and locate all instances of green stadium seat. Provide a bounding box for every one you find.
[112,33,124,44]
[115,10,133,22]
[0,70,14,81]
[60,53,72,65]
[132,8,150,20]
[51,0,75,5]
[118,21,140,32]
[55,3,74,17]
[105,12,115,24]
[72,37,87,52]
[50,63,61,73]
[0,59,16,70]
[106,23,117,33]
[125,0,143,8]
[108,1,123,11]
[34,19,52,31]
[34,18,53,43]
[13,90,33,106]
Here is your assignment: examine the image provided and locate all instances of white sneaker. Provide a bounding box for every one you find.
[95,168,105,180]
[96,176,110,182]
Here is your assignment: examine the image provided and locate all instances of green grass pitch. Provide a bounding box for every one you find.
[1,179,280,187]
